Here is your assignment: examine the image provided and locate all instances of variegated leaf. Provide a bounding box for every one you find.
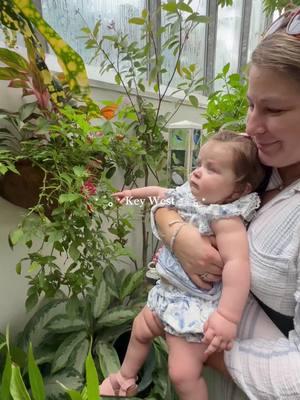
[45,315,85,333]
[97,308,136,328]
[120,268,146,301]
[95,341,120,378]
[92,280,110,319]
[51,331,87,374]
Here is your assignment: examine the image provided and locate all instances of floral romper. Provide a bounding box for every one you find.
[148,181,260,342]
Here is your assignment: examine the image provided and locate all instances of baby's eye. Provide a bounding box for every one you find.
[207,167,217,174]
[205,162,219,173]
[267,108,283,114]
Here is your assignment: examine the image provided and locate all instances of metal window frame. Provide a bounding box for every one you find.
[204,0,218,86]
[238,0,252,71]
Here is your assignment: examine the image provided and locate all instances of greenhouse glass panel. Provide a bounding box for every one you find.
[41,0,145,66]
[247,0,267,60]
[162,0,207,86]
[214,0,243,77]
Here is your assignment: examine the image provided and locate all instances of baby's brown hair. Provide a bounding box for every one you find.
[209,130,266,192]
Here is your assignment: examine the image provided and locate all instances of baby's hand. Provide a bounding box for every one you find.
[112,190,132,204]
[202,310,237,356]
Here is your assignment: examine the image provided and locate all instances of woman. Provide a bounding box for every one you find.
[155,8,300,399]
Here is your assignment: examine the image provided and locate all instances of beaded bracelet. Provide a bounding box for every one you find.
[170,222,187,253]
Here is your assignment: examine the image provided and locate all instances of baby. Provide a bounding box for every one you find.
[100,130,266,399]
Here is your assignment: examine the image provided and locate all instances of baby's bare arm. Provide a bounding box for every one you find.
[213,217,250,323]
[203,217,250,355]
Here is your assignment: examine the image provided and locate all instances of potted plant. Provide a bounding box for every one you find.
[0,0,139,306]
[0,0,101,210]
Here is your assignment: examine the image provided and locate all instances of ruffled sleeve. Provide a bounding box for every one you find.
[164,181,191,202]
[206,192,261,225]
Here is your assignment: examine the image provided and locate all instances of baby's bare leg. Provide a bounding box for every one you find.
[120,306,164,379]
[166,333,208,400]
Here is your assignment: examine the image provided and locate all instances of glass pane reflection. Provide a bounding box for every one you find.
[162,0,207,86]
[214,0,243,76]
[247,0,267,61]
[41,0,145,66]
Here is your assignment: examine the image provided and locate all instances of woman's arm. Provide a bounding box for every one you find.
[154,207,223,288]
[203,217,251,355]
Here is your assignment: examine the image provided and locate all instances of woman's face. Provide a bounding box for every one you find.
[247,65,300,172]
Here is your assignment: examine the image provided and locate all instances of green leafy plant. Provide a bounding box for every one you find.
[0,102,47,154]
[217,0,234,6]
[0,0,138,306]
[7,105,136,307]
[79,0,208,266]
[203,63,248,137]
[16,267,177,399]
[0,150,19,175]
[262,0,300,15]
[0,329,101,400]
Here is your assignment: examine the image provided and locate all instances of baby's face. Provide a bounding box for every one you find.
[190,141,238,204]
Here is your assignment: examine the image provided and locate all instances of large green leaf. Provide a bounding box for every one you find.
[138,345,156,392]
[92,280,110,319]
[0,67,27,80]
[0,48,29,71]
[58,193,81,204]
[97,308,136,328]
[51,332,87,374]
[13,0,90,96]
[120,268,145,301]
[19,102,38,122]
[10,364,31,400]
[96,324,131,342]
[18,299,67,350]
[43,370,83,399]
[28,343,46,400]
[45,315,86,334]
[95,341,120,377]
[69,338,89,375]
[0,351,12,400]
[65,390,82,400]
[85,350,99,400]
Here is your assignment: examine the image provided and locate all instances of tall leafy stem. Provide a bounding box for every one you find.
[78,2,208,265]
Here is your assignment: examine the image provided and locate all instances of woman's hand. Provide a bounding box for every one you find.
[155,208,223,289]
[174,225,223,288]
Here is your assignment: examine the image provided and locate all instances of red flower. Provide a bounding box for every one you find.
[80,180,97,199]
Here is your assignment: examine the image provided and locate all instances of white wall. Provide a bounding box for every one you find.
[0,69,207,333]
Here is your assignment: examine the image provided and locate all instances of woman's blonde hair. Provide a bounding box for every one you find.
[251,30,300,83]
